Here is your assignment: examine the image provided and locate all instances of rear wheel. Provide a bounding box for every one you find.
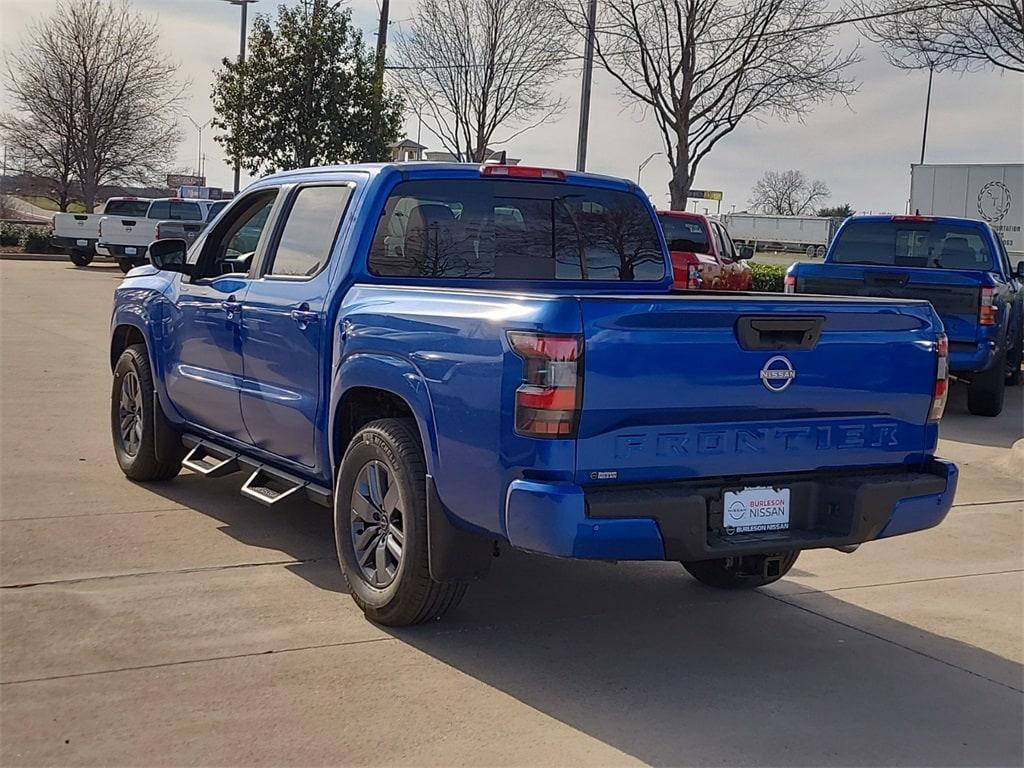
[682,551,799,589]
[111,344,183,481]
[1005,325,1022,386]
[70,251,93,267]
[335,418,467,626]
[967,347,1007,416]
[116,259,133,274]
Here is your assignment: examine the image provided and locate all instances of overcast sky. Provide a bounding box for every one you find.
[1,0,1021,212]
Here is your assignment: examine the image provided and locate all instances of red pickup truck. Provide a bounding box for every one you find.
[657,211,752,291]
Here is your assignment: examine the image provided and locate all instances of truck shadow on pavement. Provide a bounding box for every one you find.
[142,474,1022,766]
[940,380,1024,449]
[382,549,1023,767]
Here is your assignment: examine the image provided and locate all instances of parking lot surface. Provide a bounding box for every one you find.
[1,259,1022,767]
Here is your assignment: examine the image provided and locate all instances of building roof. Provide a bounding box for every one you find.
[390,139,427,150]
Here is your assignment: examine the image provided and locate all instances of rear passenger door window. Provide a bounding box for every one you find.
[264,185,353,278]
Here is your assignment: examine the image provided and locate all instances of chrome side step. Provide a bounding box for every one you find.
[241,467,306,506]
[181,434,332,508]
[182,442,240,478]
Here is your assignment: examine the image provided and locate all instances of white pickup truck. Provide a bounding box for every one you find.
[98,198,222,272]
[53,198,153,267]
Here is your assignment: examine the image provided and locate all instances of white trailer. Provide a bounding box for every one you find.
[719,213,838,257]
[909,163,1023,259]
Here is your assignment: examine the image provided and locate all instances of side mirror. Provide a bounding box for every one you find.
[149,239,191,275]
[1016,261,1024,280]
[739,245,754,260]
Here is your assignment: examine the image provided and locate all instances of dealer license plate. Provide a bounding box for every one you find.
[76,239,88,246]
[124,247,137,255]
[723,487,790,534]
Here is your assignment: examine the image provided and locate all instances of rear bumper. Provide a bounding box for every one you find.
[504,460,958,561]
[949,340,997,373]
[52,235,96,252]
[97,243,148,260]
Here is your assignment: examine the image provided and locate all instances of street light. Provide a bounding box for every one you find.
[637,151,663,185]
[218,0,257,194]
[185,115,212,180]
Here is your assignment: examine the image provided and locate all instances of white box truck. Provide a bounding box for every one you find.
[719,213,838,257]
[910,163,1023,259]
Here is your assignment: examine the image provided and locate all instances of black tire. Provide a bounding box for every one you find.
[1005,325,1022,386]
[70,251,93,267]
[111,344,183,481]
[116,259,133,274]
[335,418,467,626]
[682,551,800,589]
[967,347,1007,416]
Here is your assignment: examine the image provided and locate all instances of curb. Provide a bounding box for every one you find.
[0,253,69,262]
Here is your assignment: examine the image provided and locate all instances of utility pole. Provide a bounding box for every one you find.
[637,151,662,185]
[575,0,597,172]
[919,65,934,165]
[374,0,391,160]
[220,0,257,194]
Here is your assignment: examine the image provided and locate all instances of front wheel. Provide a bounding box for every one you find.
[335,418,467,626]
[70,251,93,267]
[111,344,183,481]
[682,551,800,589]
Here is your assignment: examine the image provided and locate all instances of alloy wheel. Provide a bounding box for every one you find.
[118,369,144,457]
[350,460,406,587]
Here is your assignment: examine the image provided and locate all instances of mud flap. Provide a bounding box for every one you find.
[152,389,186,465]
[426,474,493,582]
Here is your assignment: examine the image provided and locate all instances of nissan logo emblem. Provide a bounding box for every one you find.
[760,355,796,392]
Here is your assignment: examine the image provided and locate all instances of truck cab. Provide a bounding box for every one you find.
[787,215,1024,416]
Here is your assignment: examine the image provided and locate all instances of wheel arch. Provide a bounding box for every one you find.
[329,354,439,480]
[110,322,148,372]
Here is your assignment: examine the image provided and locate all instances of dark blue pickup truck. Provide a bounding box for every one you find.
[787,215,1024,417]
[109,164,957,625]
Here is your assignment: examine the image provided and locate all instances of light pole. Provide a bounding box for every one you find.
[185,115,212,180]
[637,151,662,185]
[219,0,257,194]
[920,65,934,165]
[575,0,598,171]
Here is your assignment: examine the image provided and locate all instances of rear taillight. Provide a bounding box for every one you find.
[929,332,949,422]
[784,274,796,294]
[98,220,103,238]
[979,287,997,325]
[507,331,581,437]
[154,223,161,240]
[687,264,702,290]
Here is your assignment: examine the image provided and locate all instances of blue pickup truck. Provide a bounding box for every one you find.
[110,163,957,625]
[787,215,1024,416]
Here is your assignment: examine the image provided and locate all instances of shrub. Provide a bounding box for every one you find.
[0,221,23,246]
[750,263,787,292]
[18,225,57,254]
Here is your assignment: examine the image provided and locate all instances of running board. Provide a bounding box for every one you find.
[241,467,305,506]
[182,442,240,478]
[181,434,332,508]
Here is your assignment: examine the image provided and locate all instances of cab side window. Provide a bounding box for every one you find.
[191,191,278,280]
[264,185,353,278]
[715,223,737,262]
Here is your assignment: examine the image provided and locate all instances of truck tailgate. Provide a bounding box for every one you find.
[795,264,981,341]
[575,294,940,484]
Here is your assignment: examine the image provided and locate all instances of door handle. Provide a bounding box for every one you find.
[290,304,318,328]
[221,298,242,316]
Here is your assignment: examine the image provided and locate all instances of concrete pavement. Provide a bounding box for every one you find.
[1,260,1021,766]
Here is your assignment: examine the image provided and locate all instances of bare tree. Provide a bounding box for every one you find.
[0,116,77,211]
[3,0,184,211]
[392,0,566,162]
[857,0,1023,73]
[563,0,858,209]
[749,169,831,215]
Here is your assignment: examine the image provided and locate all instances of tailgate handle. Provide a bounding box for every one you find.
[736,316,825,351]
[865,273,909,287]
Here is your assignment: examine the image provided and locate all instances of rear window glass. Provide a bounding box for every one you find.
[369,180,665,281]
[104,199,151,217]
[831,221,994,271]
[657,214,710,255]
[207,201,228,221]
